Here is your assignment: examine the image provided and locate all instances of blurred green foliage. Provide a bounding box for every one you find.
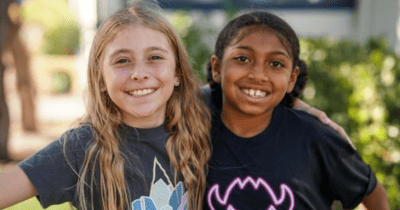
[180,24,213,82]
[51,70,72,94]
[301,37,400,209]
[169,11,214,82]
[22,0,80,55]
[180,17,400,208]
[43,22,80,55]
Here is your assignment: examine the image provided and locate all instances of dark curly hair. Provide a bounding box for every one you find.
[206,11,308,109]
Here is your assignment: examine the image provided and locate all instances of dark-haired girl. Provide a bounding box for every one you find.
[204,11,389,210]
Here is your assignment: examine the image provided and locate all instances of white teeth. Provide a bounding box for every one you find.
[249,89,255,96]
[256,90,261,96]
[242,88,267,97]
[130,89,155,96]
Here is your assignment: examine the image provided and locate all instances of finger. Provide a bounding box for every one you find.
[307,107,329,124]
[292,98,309,111]
[316,110,329,125]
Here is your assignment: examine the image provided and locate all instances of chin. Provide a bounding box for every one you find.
[239,108,270,117]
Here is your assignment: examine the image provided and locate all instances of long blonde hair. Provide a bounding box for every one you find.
[76,1,211,210]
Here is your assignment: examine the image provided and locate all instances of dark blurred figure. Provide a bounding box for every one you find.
[0,0,37,162]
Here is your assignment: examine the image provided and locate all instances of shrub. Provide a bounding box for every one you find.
[51,70,72,94]
[301,37,400,209]
[43,22,80,55]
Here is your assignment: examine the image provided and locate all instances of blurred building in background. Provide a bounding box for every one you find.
[74,0,400,50]
[66,0,400,89]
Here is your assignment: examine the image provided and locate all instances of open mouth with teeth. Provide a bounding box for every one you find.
[241,88,268,98]
[128,88,156,96]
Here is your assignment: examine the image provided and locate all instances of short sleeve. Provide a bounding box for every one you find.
[314,124,377,209]
[17,126,92,208]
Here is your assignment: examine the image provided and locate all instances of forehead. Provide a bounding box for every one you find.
[106,25,173,52]
[230,26,292,55]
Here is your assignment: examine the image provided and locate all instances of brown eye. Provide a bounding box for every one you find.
[270,60,284,68]
[235,56,249,63]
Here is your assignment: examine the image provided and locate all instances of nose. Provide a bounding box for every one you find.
[248,62,268,83]
[130,63,149,81]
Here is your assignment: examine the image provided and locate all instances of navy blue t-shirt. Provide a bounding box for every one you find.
[204,105,377,210]
[18,123,188,209]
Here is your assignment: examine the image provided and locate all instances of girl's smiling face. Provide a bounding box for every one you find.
[212,28,299,122]
[102,25,178,128]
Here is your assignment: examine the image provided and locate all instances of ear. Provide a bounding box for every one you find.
[286,66,300,93]
[99,77,107,92]
[174,76,180,87]
[211,55,221,83]
[100,82,107,92]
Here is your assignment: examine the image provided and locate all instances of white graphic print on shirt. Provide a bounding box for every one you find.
[132,157,188,210]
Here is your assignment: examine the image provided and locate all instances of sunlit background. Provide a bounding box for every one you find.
[1,0,400,209]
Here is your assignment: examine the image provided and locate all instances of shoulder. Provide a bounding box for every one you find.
[278,106,324,131]
[65,124,93,141]
[281,106,333,134]
[18,124,95,175]
[61,123,93,144]
[39,123,95,157]
[280,106,352,150]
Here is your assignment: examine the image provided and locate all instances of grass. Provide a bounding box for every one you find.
[4,198,74,210]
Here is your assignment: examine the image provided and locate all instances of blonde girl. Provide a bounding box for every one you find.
[0,1,211,210]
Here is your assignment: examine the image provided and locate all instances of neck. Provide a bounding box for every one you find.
[221,109,273,138]
[122,115,165,129]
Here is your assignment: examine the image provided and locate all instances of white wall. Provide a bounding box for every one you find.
[355,0,400,52]
[78,0,400,55]
[273,10,354,39]
[97,0,124,23]
[273,0,400,52]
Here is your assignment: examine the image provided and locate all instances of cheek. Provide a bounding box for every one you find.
[101,70,111,89]
[104,68,130,86]
[102,71,116,90]
[221,66,243,89]
[275,74,294,92]
[219,63,233,85]
[159,64,177,82]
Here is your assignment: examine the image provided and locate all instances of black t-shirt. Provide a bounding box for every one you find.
[204,105,377,210]
[18,123,187,209]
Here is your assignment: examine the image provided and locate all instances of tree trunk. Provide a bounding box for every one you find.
[0,60,10,160]
[0,0,37,160]
[11,30,37,132]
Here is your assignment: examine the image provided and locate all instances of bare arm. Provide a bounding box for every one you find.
[359,182,390,210]
[292,98,353,147]
[0,166,38,209]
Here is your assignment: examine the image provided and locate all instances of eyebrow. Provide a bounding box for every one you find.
[233,45,290,59]
[109,46,169,58]
[148,46,169,53]
[109,49,131,58]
